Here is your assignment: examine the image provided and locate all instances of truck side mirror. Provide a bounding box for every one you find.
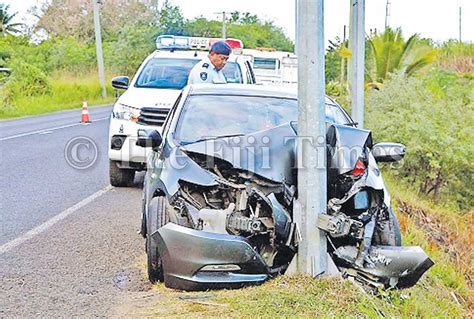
[111,76,129,90]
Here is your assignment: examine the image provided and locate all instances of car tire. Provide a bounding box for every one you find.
[146,196,169,283]
[389,208,402,246]
[109,160,135,187]
[374,208,402,247]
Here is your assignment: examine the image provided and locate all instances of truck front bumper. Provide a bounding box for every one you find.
[108,119,158,164]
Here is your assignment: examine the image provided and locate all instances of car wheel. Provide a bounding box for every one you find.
[109,160,135,187]
[374,208,402,246]
[146,196,169,283]
[389,208,402,246]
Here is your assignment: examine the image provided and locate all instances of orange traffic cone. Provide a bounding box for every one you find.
[81,100,91,124]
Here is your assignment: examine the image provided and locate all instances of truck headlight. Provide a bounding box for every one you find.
[112,103,140,122]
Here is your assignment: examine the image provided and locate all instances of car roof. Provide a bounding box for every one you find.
[188,84,297,99]
[187,84,340,105]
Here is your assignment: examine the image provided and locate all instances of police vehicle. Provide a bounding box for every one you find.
[108,35,257,187]
[243,48,297,89]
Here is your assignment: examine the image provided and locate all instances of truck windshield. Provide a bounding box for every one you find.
[253,57,278,70]
[135,58,243,89]
[175,95,352,144]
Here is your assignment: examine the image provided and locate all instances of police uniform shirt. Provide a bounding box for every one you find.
[187,56,227,84]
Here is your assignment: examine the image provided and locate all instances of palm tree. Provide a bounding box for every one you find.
[366,27,437,86]
[0,3,23,36]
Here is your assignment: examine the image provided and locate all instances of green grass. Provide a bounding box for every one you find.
[146,272,469,318]
[0,73,116,119]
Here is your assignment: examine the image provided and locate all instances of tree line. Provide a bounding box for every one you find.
[0,0,294,75]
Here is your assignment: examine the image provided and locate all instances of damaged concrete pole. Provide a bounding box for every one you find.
[295,0,328,276]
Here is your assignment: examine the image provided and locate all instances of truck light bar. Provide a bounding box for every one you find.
[156,35,243,54]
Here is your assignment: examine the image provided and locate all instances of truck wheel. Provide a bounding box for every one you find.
[109,160,135,187]
[146,196,169,283]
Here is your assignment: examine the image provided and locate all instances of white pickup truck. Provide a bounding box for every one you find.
[108,35,257,186]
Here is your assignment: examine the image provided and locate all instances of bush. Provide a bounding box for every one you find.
[0,59,51,110]
[365,70,473,210]
[436,41,474,74]
[104,24,158,75]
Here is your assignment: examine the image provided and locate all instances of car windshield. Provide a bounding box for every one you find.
[135,58,243,89]
[175,94,351,144]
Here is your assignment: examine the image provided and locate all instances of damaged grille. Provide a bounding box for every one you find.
[137,107,169,126]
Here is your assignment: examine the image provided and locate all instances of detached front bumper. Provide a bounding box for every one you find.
[152,223,269,290]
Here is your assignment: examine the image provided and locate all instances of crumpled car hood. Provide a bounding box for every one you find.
[181,122,373,182]
[326,124,372,175]
[182,123,298,184]
[154,122,378,198]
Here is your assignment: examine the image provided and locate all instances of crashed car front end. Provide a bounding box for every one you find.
[149,123,433,291]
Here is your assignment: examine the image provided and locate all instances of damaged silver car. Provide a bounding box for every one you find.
[138,84,433,291]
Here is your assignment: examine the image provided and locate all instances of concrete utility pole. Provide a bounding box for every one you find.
[459,7,462,42]
[295,0,299,54]
[349,0,365,128]
[385,0,391,30]
[340,25,346,94]
[221,11,227,39]
[295,0,327,276]
[214,11,229,39]
[93,0,107,98]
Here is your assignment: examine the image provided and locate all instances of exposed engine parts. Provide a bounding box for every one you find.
[316,213,364,239]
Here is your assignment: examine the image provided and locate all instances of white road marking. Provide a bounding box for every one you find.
[0,185,113,255]
[38,131,53,135]
[0,117,109,141]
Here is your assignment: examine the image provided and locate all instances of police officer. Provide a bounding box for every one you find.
[188,41,232,84]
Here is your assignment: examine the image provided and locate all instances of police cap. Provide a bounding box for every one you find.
[210,41,232,56]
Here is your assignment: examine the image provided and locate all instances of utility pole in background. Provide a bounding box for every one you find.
[385,0,391,30]
[214,11,231,39]
[349,0,365,128]
[340,25,346,94]
[295,0,299,54]
[459,7,462,42]
[295,0,327,277]
[221,11,227,38]
[93,0,106,98]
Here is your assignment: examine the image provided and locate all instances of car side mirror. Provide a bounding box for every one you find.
[136,129,162,149]
[372,142,406,162]
[111,76,129,90]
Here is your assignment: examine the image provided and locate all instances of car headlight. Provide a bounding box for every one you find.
[112,103,140,122]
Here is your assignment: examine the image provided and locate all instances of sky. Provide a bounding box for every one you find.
[4,0,474,44]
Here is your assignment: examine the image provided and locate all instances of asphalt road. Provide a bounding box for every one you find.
[0,106,149,317]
